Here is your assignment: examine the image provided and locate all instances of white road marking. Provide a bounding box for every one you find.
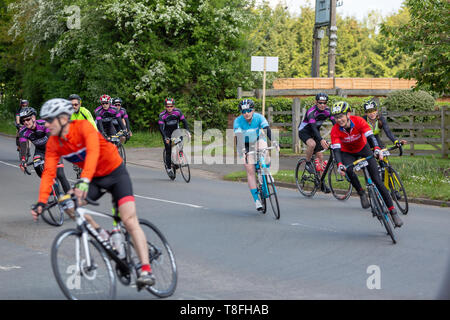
[291,222,338,233]
[0,160,19,169]
[0,265,22,271]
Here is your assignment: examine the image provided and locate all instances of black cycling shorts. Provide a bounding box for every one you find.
[87,163,134,209]
[299,129,324,153]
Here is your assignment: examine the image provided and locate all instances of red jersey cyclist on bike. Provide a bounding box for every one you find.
[330,101,403,228]
[233,99,278,212]
[30,98,155,287]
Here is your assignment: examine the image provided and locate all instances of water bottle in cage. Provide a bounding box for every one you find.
[110,228,126,259]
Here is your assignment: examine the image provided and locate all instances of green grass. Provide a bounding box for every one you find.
[0,119,17,135]
[224,155,450,201]
[124,130,164,148]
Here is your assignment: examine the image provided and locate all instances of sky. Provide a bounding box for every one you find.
[263,0,406,21]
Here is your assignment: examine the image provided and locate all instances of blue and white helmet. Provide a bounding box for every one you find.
[40,98,74,119]
[238,99,255,112]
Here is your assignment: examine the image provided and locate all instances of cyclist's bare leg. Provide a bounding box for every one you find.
[119,201,150,266]
[244,162,257,190]
[316,151,324,177]
[256,139,270,165]
[305,138,316,161]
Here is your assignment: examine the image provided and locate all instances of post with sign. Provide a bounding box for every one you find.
[251,56,278,117]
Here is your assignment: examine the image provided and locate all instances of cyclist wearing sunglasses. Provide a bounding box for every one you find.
[111,97,132,138]
[362,99,407,148]
[17,107,71,194]
[330,101,403,228]
[68,94,97,130]
[298,93,335,192]
[15,99,30,152]
[234,99,278,211]
[158,98,190,177]
[94,94,125,138]
[30,98,156,287]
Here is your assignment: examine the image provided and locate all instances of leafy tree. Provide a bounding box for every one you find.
[381,0,450,94]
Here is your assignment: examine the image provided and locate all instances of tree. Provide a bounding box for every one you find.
[381,0,450,94]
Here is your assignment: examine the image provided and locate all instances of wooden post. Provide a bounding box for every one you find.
[267,107,273,127]
[237,87,242,99]
[262,57,267,117]
[292,98,301,153]
[409,113,415,156]
[441,106,448,159]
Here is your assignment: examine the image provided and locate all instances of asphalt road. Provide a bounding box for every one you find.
[0,135,449,300]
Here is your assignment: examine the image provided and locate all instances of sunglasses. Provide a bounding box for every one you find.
[242,109,253,114]
[114,103,121,106]
[317,101,327,105]
[22,117,33,123]
[72,103,79,107]
[102,102,109,105]
[44,117,56,123]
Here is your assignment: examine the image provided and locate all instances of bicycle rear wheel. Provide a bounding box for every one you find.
[133,219,177,298]
[266,174,280,219]
[51,229,116,300]
[178,150,190,183]
[368,187,396,244]
[328,161,353,201]
[295,158,318,198]
[118,143,126,165]
[387,167,408,215]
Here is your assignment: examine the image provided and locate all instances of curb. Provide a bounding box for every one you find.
[227,178,449,208]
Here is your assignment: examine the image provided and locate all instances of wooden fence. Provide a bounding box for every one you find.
[266,98,450,158]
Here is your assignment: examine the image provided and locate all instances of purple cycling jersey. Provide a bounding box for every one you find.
[95,105,122,123]
[18,119,50,151]
[158,108,187,133]
[298,105,334,132]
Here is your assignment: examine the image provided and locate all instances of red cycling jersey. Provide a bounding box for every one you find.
[330,115,374,153]
[38,120,123,204]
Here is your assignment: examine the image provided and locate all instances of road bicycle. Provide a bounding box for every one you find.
[295,147,353,201]
[109,131,127,165]
[347,155,397,244]
[377,143,408,215]
[49,192,178,300]
[246,146,280,220]
[24,157,65,226]
[163,137,190,183]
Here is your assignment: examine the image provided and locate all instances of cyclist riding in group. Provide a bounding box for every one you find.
[112,97,132,139]
[362,99,407,148]
[298,93,336,193]
[30,98,155,287]
[158,98,190,177]
[329,101,403,228]
[15,99,30,152]
[69,94,97,130]
[233,99,278,212]
[17,107,71,194]
[95,94,126,138]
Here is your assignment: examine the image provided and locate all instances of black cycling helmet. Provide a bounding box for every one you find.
[68,94,81,101]
[164,98,175,107]
[112,97,123,105]
[238,99,255,112]
[363,100,378,113]
[19,107,37,124]
[315,93,328,103]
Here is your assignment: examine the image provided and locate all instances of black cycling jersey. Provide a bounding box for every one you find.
[95,105,125,136]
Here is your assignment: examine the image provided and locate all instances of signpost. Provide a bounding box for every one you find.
[251,56,278,116]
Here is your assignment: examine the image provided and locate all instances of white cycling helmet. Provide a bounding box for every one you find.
[40,98,74,119]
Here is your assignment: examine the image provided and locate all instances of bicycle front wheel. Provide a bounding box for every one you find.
[41,188,64,227]
[118,143,126,165]
[328,161,353,201]
[387,167,408,215]
[178,150,191,183]
[368,187,396,244]
[266,174,280,219]
[295,158,318,198]
[134,219,177,298]
[51,229,116,300]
